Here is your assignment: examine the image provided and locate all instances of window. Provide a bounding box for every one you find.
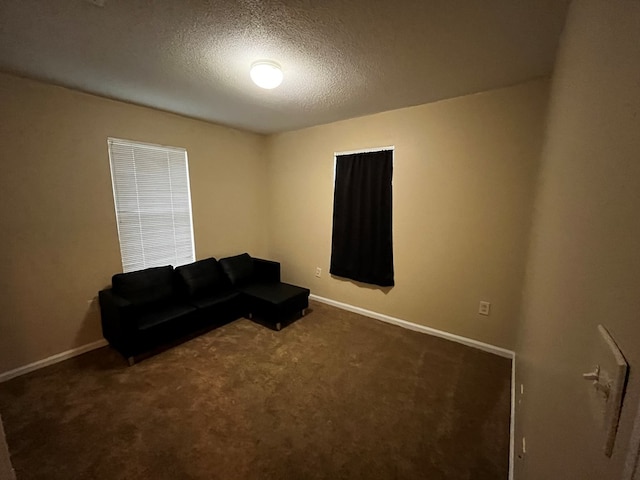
[107,137,195,273]
[330,147,394,287]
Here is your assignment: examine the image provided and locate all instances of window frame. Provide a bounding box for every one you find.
[107,137,196,273]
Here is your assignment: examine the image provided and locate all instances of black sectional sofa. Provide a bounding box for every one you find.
[99,253,309,365]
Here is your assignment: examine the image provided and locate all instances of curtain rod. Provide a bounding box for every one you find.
[334,146,395,156]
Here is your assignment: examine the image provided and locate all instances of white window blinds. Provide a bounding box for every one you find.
[107,137,195,273]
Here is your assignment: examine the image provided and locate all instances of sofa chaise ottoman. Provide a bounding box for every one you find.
[219,253,310,331]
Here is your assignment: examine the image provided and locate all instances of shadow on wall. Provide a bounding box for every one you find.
[74,290,109,359]
[330,275,393,295]
[78,294,103,341]
[70,289,127,372]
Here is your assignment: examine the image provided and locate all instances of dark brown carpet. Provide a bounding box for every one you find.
[0,301,511,480]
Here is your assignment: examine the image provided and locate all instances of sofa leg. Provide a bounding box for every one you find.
[248,313,253,319]
[301,308,306,317]
[127,356,135,366]
[276,322,282,331]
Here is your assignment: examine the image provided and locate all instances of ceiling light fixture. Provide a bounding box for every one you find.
[250,61,283,89]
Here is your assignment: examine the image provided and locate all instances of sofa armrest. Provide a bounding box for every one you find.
[99,289,137,354]
[252,258,281,283]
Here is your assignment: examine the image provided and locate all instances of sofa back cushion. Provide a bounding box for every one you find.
[175,258,231,299]
[219,253,254,287]
[112,265,174,307]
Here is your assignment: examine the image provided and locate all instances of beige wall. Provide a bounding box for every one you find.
[515,1,640,479]
[0,73,267,374]
[0,72,547,373]
[266,80,548,350]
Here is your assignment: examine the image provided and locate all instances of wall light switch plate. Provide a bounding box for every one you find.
[478,301,491,316]
[315,267,322,278]
[584,325,629,457]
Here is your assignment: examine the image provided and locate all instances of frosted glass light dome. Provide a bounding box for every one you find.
[250,61,283,89]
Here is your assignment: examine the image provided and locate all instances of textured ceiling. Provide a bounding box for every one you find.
[0,0,571,134]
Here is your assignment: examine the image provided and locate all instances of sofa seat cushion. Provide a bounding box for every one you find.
[136,303,198,332]
[219,253,254,287]
[191,290,241,310]
[112,266,174,307]
[175,258,231,300]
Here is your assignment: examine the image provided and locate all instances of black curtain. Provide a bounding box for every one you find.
[330,150,394,287]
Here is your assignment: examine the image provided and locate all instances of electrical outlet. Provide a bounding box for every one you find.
[315,267,322,278]
[478,301,491,316]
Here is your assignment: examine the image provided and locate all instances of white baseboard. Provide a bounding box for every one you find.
[509,355,517,480]
[309,294,515,359]
[0,339,108,383]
